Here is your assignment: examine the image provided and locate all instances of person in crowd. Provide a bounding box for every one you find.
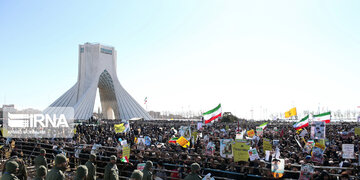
[184,163,202,180]
[104,155,119,180]
[74,165,88,180]
[2,151,27,180]
[85,154,97,180]
[33,165,47,180]
[130,170,143,180]
[34,149,47,169]
[154,161,167,180]
[142,161,153,180]
[1,161,19,180]
[46,154,67,180]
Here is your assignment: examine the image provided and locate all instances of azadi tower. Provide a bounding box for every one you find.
[47,43,152,120]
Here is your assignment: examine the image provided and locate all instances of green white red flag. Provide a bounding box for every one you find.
[293,115,309,130]
[168,137,178,144]
[203,104,222,124]
[259,122,268,130]
[144,97,147,104]
[313,112,331,123]
[120,156,129,163]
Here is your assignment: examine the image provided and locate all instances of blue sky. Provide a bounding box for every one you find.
[1,0,359,119]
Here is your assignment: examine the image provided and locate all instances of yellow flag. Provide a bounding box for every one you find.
[285,107,297,118]
[314,142,325,150]
[355,127,360,136]
[247,129,255,137]
[1,128,8,137]
[176,136,190,148]
[114,124,125,133]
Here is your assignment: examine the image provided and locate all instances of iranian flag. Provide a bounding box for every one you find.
[259,122,268,130]
[120,156,129,163]
[293,115,309,130]
[168,137,178,144]
[203,104,222,124]
[313,112,331,123]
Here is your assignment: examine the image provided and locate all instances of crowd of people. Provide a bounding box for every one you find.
[0,119,359,179]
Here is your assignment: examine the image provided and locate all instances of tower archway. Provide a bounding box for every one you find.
[98,70,119,119]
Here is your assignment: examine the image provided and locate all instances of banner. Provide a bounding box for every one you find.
[311,143,325,164]
[299,164,314,180]
[247,129,255,137]
[137,163,146,171]
[263,138,272,151]
[137,138,145,150]
[197,122,203,131]
[236,130,246,140]
[91,144,101,155]
[342,144,355,159]
[311,121,325,139]
[220,139,233,158]
[233,140,250,162]
[271,158,284,179]
[299,129,308,137]
[122,145,130,159]
[179,126,192,140]
[303,140,314,153]
[145,136,151,146]
[273,140,279,148]
[206,141,215,156]
[248,148,260,161]
[256,127,263,137]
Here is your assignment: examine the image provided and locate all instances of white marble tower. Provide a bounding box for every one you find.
[47,43,152,120]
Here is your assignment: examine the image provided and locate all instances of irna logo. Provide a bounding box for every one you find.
[8,113,69,128]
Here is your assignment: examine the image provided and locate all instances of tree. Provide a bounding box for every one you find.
[221,112,238,123]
